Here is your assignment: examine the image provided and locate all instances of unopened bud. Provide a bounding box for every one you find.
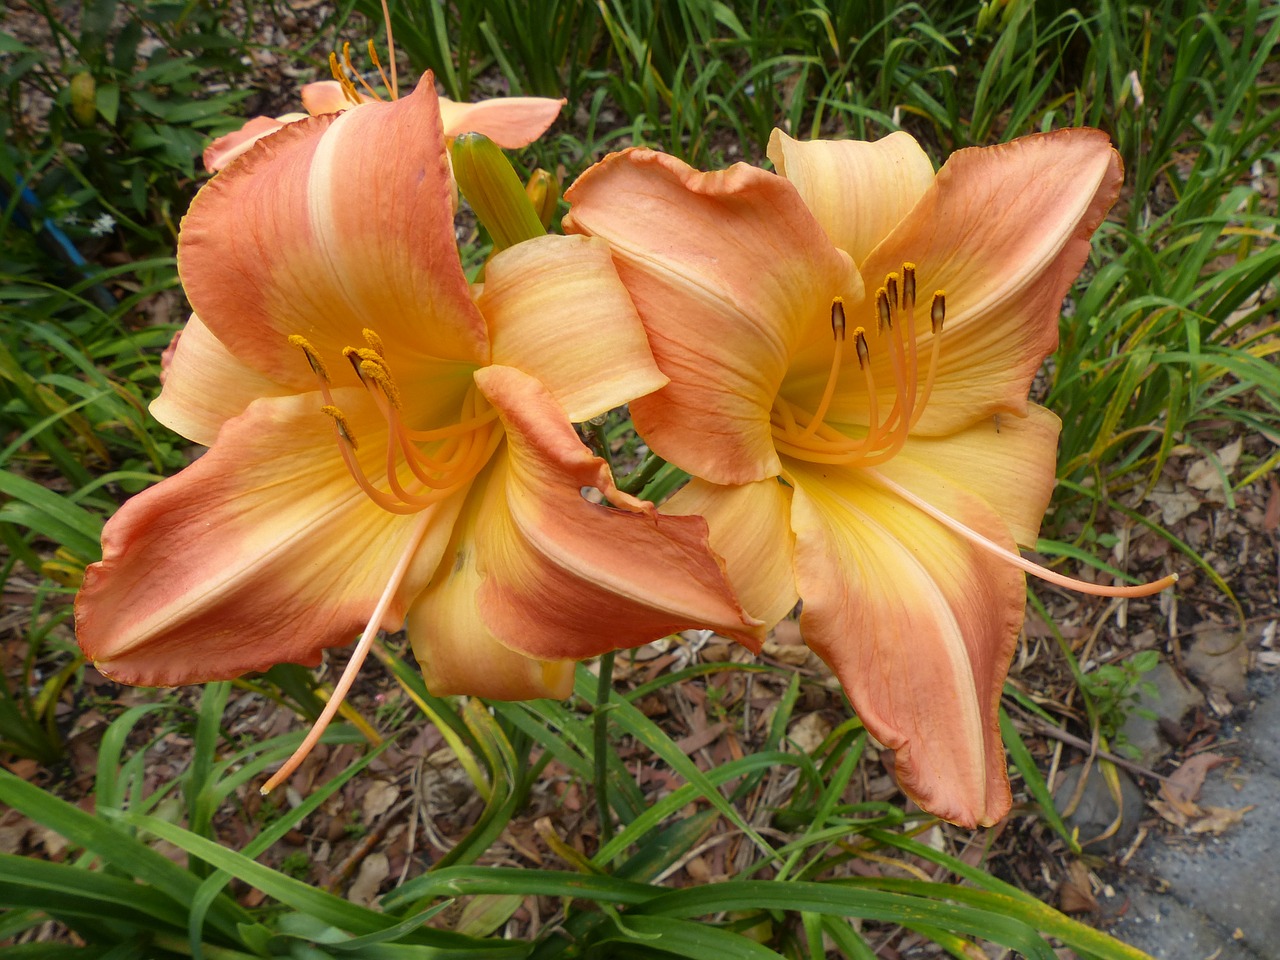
[70,72,96,127]
[450,133,545,250]
[525,168,560,229]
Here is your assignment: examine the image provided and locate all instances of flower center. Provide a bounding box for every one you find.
[770,263,945,468]
[290,330,501,515]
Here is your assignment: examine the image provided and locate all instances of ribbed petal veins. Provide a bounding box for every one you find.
[564,148,859,485]
[786,461,1025,828]
[75,390,462,687]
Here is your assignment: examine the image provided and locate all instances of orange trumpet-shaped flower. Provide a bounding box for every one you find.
[76,75,762,775]
[565,129,1174,828]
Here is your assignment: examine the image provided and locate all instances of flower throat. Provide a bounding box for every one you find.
[771,263,942,468]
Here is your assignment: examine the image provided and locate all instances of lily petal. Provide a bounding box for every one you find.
[406,457,576,701]
[300,80,362,116]
[564,148,858,484]
[840,129,1123,435]
[786,459,1024,828]
[663,477,799,628]
[180,73,489,391]
[151,314,296,446]
[202,114,307,172]
[482,234,666,422]
[768,129,935,265]
[75,389,461,687]
[438,95,565,148]
[889,403,1061,547]
[465,365,765,659]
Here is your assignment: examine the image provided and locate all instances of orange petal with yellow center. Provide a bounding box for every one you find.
[481,234,666,422]
[663,477,799,629]
[768,129,935,265]
[817,129,1122,435]
[180,73,489,393]
[438,95,565,148]
[75,389,462,687]
[440,365,764,664]
[151,314,296,446]
[564,148,858,485]
[786,459,1024,828]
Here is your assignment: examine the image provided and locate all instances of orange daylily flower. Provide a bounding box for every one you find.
[564,129,1175,828]
[203,78,565,172]
[76,75,762,787]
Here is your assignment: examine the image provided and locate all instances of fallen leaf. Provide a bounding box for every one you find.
[1188,804,1254,836]
[1059,860,1099,914]
[1160,753,1230,813]
[1264,476,1279,534]
[361,779,399,824]
[346,852,389,905]
[1187,438,1242,491]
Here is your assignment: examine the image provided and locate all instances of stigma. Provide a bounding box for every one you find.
[771,263,945,468]
[291,330,500,515]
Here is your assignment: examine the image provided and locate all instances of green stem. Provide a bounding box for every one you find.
[593,651,616,851]
[617,451,667,496]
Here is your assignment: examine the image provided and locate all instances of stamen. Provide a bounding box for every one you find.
[367,40,393,101]
[320,404,357,448]
[288,334,330,382]
[931,292,946,334]
[343,41,385,103]
[885,272,900,312]
[865,467,1179,598]
[262,509,434,795]
[329,52,362,105]
[359,359,404,409]
[876,287,892,334]
[379,0,398,100]
[902,262,917,307]
[909,291,946,430]
[798,299,847,440]
[363,328,386,357]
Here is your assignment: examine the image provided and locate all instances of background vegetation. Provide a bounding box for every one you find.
[1,0,1276,956]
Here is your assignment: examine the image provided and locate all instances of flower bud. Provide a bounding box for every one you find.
[70,72,97,127]
[524,168,560,229]
[449,133,544,250]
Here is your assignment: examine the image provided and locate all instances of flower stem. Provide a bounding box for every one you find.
[593,651,616,851]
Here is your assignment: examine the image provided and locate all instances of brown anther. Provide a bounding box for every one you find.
[885,272,900,309]
[853,327,870,369]
[288,334,330,382]
[876,288,892,333]
[931,292,946,334]
[830,297,846,340]
[321,405,358,448]
[363,328,386,357]
[902,263,917,307]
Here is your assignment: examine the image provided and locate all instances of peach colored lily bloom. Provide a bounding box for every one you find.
[203,79,565,172]
[564,129,1171,828]
[77,77,761,722]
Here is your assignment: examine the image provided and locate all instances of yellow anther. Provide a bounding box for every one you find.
[329,52,360,103]
[363,328,386,357]
[885,271,900,309]
[320,405,358,448]
[830,297,846,340]
[931,292,946,334]
[902,263,917,307]
[853,327,870,369]
[876,288,892,333]
[360,359,403,409]
[288,334,331,382]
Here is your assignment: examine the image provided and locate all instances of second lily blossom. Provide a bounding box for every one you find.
[565,127,1174,828]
